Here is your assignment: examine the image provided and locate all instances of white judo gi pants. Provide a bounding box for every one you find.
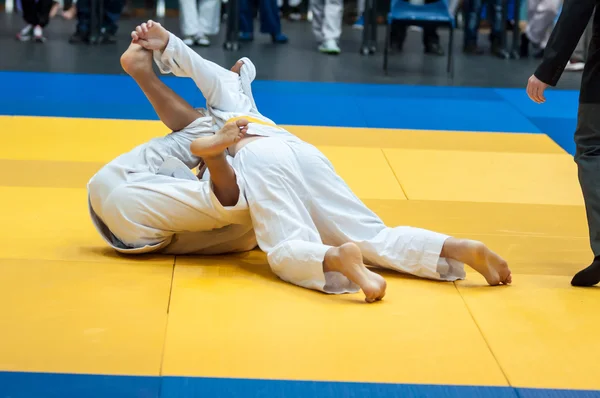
[87,117,254,255]
[525,0,561,48]
[179,0,221,37]
[153,33,465,293]
[233,138,466,294]
[310,0,343,42]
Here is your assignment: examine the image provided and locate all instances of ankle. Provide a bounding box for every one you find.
[323,247,341,273]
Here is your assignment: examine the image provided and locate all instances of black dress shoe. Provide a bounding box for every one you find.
[463,43,484,55]
[425,42,445,56]
[492,43,510,59]
[69,31,89,44]
[571,257,600,287]
[99,33,116,44]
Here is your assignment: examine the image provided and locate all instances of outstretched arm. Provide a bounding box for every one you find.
[132,20,252,113]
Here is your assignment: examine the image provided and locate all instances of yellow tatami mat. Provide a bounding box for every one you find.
[0,258,172,375]
[0,116,598,394]
[163,253,507,387]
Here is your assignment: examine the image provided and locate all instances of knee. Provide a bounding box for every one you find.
[100,185,148,245]
[88,165,118,216]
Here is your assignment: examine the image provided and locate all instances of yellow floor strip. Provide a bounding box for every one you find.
[453,233,591,277]
[384,149,583,205]
[162,252,508,387]
[0,258,171,375]
[285,125,566,154]
[0,117,564,164]
[318,146,406,200]
[457,273,600,390]
[0,186,172,264]
[363,199,588,238]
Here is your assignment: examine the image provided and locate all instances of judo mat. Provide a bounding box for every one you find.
[0,71,598,398]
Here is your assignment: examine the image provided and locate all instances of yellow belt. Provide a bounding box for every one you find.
[226,115,279,129]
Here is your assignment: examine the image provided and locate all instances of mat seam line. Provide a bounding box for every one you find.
[492,88,571,156]
[381,148,410,200]
[452,282,515,393]
[158,256,176,398]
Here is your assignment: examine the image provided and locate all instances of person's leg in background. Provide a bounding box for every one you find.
[353,0,365,29]
[521,0,561,58]
[486,0,506,57]
[239,0,256,40]
[179,0,202,45]
[423,26,444,55]
[16,0,38,41]
[283,0,304,21]
[100,0,126,43]
[388,1,443,55]
[195,0,222,46]
[462,0,484,53]
[16,0,54,41]
[311,0,342,53]
[70,0,90,42]
[258,0,289,42]
[422,0,445,55]
[566,14,592,72]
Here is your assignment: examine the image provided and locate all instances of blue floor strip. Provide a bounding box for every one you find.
[2,371,600,398]
[0,71,579,155]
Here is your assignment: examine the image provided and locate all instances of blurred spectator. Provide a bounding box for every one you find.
[16,0,54,42]
[311,0,343,53]
[179,0,221,46]
[353,0,365,29]
[520,0,560,58]
[565,15,592,71]
[62,0,78,19]
[390,23,445,56]
[279,0,304,20]
[239,0,289,43]
[69,0,125,43]
[388,0,445,56]
[462,0,504,56]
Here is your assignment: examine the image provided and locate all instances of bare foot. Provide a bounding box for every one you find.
[190,119,249,158]
[230,60,244,75]
[120,42,153,77]
[324,243,387,303]
[131,20,170,52]
[448,239,512,286]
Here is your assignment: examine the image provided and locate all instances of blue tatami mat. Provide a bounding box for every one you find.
[0,71,579,154]
[2,372,600,398]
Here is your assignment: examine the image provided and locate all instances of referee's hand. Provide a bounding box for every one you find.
[526,75,549,104]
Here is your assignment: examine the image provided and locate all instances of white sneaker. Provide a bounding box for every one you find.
[183,36,195,46]
[16,24,33,41]
[565,60,585,72]
[318,39,340,54]
[33,25,45,42]
[196,34,210,46]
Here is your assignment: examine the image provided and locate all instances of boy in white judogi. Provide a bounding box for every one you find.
[87,45,256,256]
[132,21,512,302]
